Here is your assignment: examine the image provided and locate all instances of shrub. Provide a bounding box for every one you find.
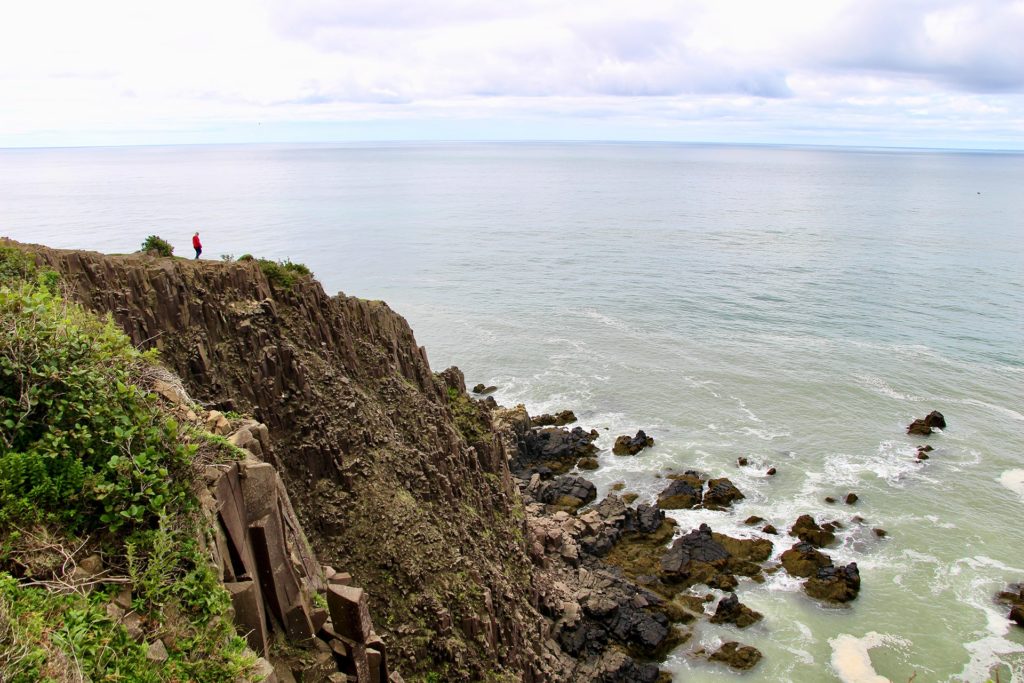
[141,235,174,257]
[257,258,313,290]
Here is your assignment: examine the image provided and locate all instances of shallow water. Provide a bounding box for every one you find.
[2,142,1023,681]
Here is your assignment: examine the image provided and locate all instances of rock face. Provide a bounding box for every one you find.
[907,410,946,435]
[613,430,655,455]
[29,245,552,681]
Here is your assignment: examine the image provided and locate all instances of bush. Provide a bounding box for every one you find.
[141,235,174,257]
[257,258,313,289]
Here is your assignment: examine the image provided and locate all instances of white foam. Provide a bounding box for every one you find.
[1000,469,1024,499]
[830,632,910,683]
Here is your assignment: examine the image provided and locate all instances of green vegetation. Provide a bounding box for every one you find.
[0,246,257,681]
[140,235,174,257]
[445,387,490,445]
[256,258,313,290]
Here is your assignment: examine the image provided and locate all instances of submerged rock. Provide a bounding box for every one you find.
[613,430,655,456]
[709,642,763,670]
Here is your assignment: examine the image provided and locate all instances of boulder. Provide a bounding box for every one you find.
[656,472,703,510]
[660,524,730,581]
[520,426,600,474]
[762,525,777,535]
[709,594,763,628]
[703,478,745,510]
[804,563,860,603]
[536,475,598,510]
[471,383,497,395]
[789,515,836,548]
[780,542,833,578]
[613,430,655,456]
[532,410,578,427]
[577,457,600,471]
[709,642,762,670]
[907,411,945,435]
[845,493,859,505]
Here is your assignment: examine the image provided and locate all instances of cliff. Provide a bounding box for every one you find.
[27,245,545,681]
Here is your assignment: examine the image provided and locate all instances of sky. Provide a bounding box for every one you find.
[2,0,1023,149]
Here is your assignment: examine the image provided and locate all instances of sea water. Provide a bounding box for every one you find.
[1,142,1022,682]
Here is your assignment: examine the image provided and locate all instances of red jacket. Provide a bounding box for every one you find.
[193,234,202,249]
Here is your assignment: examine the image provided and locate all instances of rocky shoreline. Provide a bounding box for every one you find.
[482,403,955,677]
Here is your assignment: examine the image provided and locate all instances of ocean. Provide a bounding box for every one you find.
[1,141,1022,682]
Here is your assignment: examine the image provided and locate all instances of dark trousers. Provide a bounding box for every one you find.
[194,247,202,259]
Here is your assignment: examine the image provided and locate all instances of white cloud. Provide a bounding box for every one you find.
[0,0,1022,147]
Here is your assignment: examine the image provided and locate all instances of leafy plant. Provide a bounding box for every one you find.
[257,258,313,289]
[141,235,174,257]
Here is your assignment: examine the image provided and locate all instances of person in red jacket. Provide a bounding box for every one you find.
[192,232,202,259]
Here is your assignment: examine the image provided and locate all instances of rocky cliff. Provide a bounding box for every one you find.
[28,245,546,681]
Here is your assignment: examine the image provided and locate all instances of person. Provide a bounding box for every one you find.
[192,232,202,259]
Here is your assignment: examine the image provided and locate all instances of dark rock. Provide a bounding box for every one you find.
[613,430,655,456]
[532,410,578,427]
[908,411,945,436]
[766,467,776,476]
[657,473,704,510]
[709,642,762,670]
[519,426,600,474]
[873,528,887,538]
[578,457,600,471]
[804,563,860,603]
[762,525,777,535]
[995,583,1024,628]
[780,542,833,578]
[824,496,836,504]
[537,475,598,510]
[737,457,748,467]
[622,492,639,505]
[703,478,744,510]
[743,516,764,526]
[919,445,934,452]
[709,594,763,628]
[845,493,858,505]
[660,524,729,580]
[1011,605,1024,627]
[633,504,665,535]
[471,383,497,395]
[789,515,835,548]
[917,452,930,460]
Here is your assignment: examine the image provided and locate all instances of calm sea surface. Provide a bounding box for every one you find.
[2,142,1023,682]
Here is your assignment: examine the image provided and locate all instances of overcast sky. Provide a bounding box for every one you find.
[2,0,1023,149]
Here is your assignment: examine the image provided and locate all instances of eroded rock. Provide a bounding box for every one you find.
[613,430,655,456]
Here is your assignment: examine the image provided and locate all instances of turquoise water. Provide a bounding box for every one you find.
[2,142,1023,681]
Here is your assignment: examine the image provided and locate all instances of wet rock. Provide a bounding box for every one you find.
[613,430,655,456]
[761,525,777,535]
[766,467,777,476]
[709,594,763,628]
[780,542,833,578]
[703,478,744,510]
[656,473,703,510]
[907,410,945,435]
[996,583,1024,628]
[743,516,764,526]
[873,528,887,538]
[804,563,860,603]
[737,457,748,467]
[532,410,578,427]
[709,642,762,670]
[622,492,639,505]
[578,457,600,471]
[824,496,836,504]
[660,524,729,582]
[471,383,497,395]
[845,493,858,505]
[789,515,836,548]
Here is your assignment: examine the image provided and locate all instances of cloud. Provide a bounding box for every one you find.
[0,0,1022,147]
